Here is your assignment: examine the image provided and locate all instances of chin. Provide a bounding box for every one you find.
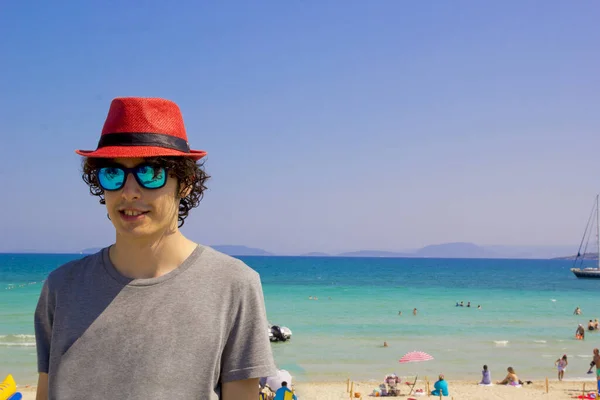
[116,224,159,238]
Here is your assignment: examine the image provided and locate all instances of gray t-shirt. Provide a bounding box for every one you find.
[34,244,277,399]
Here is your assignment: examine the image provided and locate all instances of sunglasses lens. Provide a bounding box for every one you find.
[136,165,167,189]
[97,167,125,191]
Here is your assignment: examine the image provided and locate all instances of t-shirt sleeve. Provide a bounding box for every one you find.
[34,279,54,374]
[220,271,277,383]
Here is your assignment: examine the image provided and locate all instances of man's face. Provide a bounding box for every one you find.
[103,158,180,239]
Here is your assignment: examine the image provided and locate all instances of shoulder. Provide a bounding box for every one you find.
[196,245,262,285]
[45,249,106,292]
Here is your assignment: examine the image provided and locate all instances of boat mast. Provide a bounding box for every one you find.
[584,195,600,270]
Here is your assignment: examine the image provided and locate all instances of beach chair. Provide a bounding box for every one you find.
[407,375,419,396]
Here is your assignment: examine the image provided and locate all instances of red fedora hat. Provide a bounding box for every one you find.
[75,97,207,160]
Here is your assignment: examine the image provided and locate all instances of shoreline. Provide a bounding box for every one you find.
[294,379,600,399]
[14,378,600,400]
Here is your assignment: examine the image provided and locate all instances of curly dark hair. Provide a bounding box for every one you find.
[81,156,210,227]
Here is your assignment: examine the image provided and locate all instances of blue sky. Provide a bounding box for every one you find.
[0,1,598,254]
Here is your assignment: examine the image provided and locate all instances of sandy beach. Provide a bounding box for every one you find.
[14,379,600,399]
[291,379,599,400]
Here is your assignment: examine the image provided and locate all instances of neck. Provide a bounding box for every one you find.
[110,228,197,279]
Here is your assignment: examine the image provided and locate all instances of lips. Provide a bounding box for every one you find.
[120,210,148,216]
[117,208,150,221]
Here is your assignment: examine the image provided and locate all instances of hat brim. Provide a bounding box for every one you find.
[75,146,207,161]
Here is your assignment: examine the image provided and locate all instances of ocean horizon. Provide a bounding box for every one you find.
[1,251,599,386]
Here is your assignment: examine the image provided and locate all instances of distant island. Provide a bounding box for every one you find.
[210,245,273,256]
[81,247,103,254]
[80,245,273,256]
[75,242,578,259]
[552,252,598,260]
[337,250,412,258]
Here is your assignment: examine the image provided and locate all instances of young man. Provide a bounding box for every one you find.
[34,97,277,399]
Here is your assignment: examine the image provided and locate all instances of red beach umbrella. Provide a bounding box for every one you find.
[399,351,434,363]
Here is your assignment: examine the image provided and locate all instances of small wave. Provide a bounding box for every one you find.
[551,299,557,302]
[0,334,35,340]
[494,340,509,346]
[0,333,35,339]
[0,342,36,347]
[578,355,591,358]
[534,340,547,343]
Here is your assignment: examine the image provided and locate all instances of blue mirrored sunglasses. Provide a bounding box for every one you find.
[96,164,168,191]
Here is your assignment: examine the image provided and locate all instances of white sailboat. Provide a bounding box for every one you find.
[570,194,600,279]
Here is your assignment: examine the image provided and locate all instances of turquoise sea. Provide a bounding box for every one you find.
[2,252,600,386]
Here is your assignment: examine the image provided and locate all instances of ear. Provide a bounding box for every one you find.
[178,178,193,198]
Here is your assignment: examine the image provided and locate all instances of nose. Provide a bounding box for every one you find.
[120,172,142,200]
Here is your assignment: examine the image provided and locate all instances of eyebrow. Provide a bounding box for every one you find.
[101,159,161,168]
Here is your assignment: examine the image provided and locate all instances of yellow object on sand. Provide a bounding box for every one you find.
[0,374,16,400]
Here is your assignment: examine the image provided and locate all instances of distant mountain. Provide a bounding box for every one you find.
[300,252,330,257]
[552,252,598,260]
[415,242,497,259]
[337,250,413,258]
[73,242,576,259]
[337,243,522,259]
[81,247,104,254]
[78,245,273,256]
[484,245,576,259]
[210,245,273,256]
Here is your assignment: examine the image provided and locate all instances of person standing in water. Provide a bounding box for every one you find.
[576,324,586,340]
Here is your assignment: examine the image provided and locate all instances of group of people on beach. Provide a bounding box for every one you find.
[480,348,600,386]
[477,365,527,386]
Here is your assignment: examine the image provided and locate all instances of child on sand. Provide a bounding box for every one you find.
[555,354,568,381]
